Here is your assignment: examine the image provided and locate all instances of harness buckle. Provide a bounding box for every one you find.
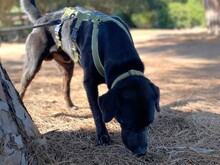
[54,24,61,36]
[71,28,78,42]
[54,23,62,46]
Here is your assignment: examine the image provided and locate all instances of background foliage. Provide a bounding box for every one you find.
[154,0,205,28]
[0,0,205,28]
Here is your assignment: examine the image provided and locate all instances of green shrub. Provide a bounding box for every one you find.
[112,8,136,27]
[154,0,205,28]
[131,12,155,28]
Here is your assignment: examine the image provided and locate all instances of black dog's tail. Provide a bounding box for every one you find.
[20,0,42,23]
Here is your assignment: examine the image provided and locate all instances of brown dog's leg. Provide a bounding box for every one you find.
[20,57,44,99]
[52,52,78,110]
[20,31,52,100]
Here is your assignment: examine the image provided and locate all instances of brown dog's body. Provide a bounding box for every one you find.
[20,44,76,109]
[19,6,77,109]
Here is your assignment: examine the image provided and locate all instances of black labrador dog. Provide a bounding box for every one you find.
[20,0,160,156]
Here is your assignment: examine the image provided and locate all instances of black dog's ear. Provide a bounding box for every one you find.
[98,89,119,123]
[154,85,161,112]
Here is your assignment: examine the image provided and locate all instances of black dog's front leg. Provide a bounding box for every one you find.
[83,78,111,145]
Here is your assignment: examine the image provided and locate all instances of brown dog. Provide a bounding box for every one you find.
[20,5,77,110]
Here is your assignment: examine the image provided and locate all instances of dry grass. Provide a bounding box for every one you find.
[1,29,220,164]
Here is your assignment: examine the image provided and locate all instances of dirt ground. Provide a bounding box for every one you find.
[1,29,220,164]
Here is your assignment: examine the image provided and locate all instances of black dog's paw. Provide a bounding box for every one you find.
[97,134,112,146]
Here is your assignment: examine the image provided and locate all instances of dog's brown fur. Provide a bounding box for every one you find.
[19,2,77,109]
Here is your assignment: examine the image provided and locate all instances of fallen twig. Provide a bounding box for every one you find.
[157,146,216,154]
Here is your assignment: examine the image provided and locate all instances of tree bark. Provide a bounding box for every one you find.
[0,63,45,165]
[202,0,220,35]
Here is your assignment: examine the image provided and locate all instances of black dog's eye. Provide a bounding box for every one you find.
[121,90,137,101]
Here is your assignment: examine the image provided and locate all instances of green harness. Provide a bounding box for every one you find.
[55,7,144,88]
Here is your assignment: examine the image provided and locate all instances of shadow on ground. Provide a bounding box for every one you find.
[35,105,220,164]
[137,32,220,60]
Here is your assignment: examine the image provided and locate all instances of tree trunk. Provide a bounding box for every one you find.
[0,63,46,165]
[202,0,220,35]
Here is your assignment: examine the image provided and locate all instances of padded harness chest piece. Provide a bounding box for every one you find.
[54,7,80,63]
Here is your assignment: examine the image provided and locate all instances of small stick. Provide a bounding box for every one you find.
[157,146,216,154]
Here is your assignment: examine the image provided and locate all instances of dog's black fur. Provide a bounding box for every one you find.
[20,0,160,156]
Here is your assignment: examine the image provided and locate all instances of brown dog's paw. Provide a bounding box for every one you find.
[69,105,79,110]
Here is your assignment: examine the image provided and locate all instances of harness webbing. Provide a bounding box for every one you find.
[55,8,76,47]
[92,22,105,76]
[90,16,132,76]
[111,70,144,89]
[54,7,79,62]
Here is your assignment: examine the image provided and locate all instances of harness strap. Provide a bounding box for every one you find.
[111,70,144,89]
[54,7,80,63]
[70,9,91,63]
[91,16,132,77]
[70,8,132,76]
[54,23,62,46]
[55,8,76,47]
[92,21,105,76]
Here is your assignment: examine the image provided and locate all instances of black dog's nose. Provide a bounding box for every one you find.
[133,148,147,157]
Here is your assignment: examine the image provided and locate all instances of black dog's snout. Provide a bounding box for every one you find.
[121,128,148,156]
[133,146,147,156]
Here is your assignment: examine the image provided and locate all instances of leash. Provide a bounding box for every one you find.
[0,19,63,31]
[33,14,75,28]
[32,19,62,28]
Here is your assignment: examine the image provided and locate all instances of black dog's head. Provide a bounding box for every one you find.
[98,76,160,156]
